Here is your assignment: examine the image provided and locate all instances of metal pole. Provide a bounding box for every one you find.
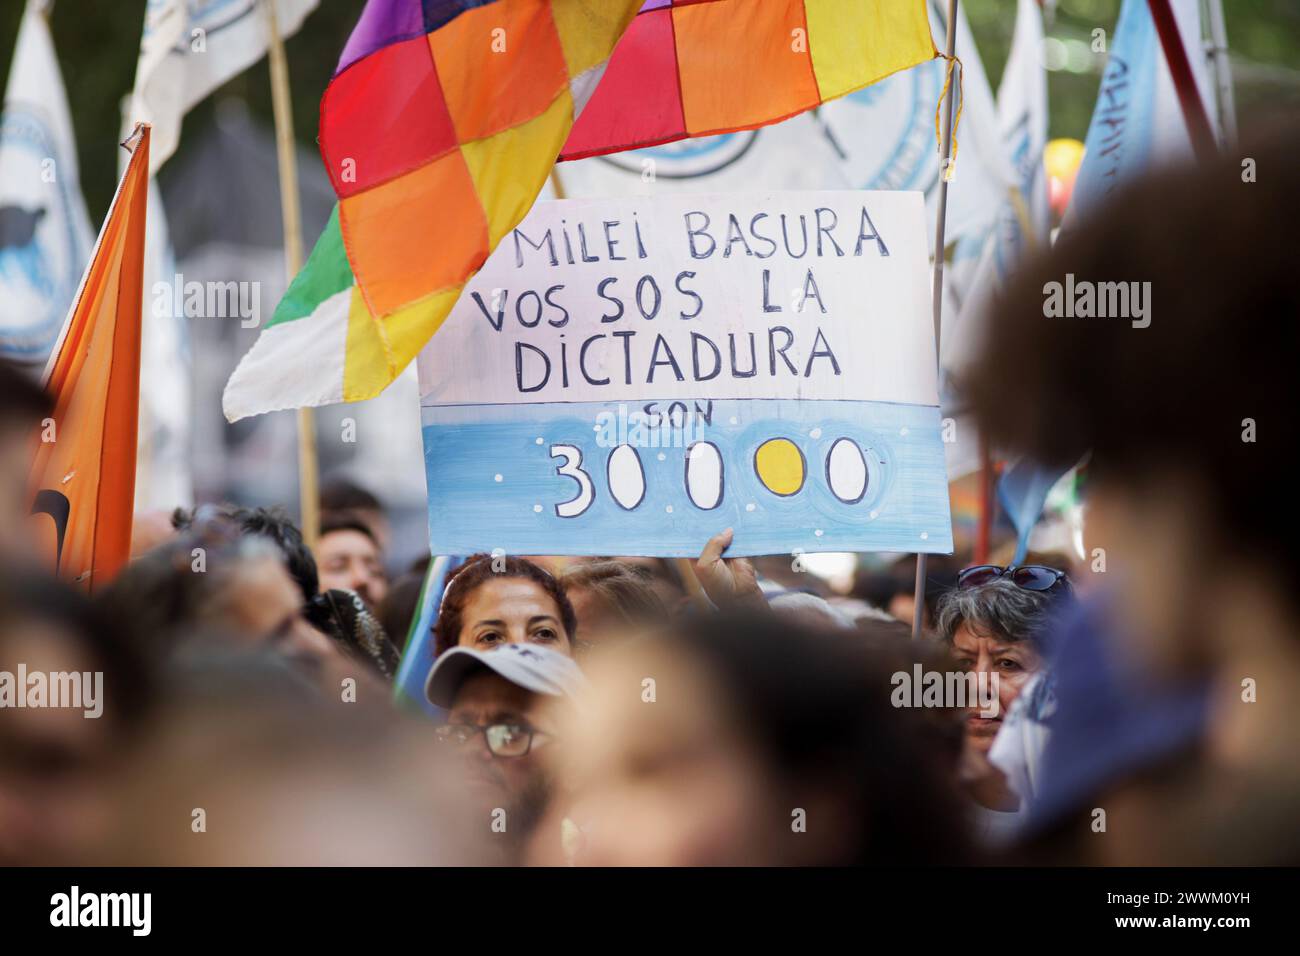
[1204,0,1237,149]
[913,0,960,639]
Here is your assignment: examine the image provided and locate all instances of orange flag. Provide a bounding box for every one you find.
[29,124,150,593]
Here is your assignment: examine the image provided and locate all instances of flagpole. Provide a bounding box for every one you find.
[976,436,993,563]
[1147,0,1217,162]
[548,166,568,200]
[1204,0,1237,149]
[262,0,319,548]
[912,0,960,639]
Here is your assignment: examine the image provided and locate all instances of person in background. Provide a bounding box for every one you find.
[306,588,402,682]
[607,556,688,608]
[559,560,667,652]
[425,642,584,863]
[320,477,391,556]
[433,554,576,658]
[766,591,856,630]
[0,571,153,865]
[172,505,319,605]
[99,518,357,695]
[965,124,1300,864]
[377,571,426,654]
[537,612,973,866]
[0,360,50,563]
[313,514,388,609]
[934,567,1069,845]
[129,509,178,558]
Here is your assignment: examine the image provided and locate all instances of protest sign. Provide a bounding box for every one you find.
[417,191,952,557]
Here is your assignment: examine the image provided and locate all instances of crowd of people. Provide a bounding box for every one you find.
[1,127,1297,867]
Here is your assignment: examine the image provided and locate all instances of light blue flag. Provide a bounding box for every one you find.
[998,457,1065,564]
[1067,0,1213,223]
[392,555,462,718]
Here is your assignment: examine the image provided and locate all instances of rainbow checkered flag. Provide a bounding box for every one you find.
[225,0,936,420]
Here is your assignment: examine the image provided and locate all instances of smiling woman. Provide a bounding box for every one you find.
[432,554,577,659]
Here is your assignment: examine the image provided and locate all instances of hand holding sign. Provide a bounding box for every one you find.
[695,528,765,610]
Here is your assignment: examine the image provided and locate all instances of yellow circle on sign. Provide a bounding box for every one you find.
[754,438,805,497]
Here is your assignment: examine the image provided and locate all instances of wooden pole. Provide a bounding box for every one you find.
[262,0,319,548]
[1147,0,1217,162]
[913,0,960,639]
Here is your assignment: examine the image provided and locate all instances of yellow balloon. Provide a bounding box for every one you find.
[1045,137,1085,180]
[754,438,805,497]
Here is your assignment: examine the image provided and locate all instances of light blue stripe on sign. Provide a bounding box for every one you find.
[422,399,953,558]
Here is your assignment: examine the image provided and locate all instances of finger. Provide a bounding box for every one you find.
[731,557,758,585]
[697,528,734,566]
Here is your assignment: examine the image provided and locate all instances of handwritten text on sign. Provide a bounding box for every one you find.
[417,191,951,557]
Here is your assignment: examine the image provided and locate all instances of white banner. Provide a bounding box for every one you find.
[0,0,93,364]
[129,0,318,175]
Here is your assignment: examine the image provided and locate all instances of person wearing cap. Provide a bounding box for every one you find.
[426,642,584,859]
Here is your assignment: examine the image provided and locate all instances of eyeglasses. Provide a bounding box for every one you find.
[956,564,1070,593]
[435,722,548,758]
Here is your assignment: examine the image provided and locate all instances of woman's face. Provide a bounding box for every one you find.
[950,623,1043,754]
[456,577,571,655]
[544,643,777,866]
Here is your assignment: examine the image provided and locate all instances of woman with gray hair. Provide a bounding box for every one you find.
[934,566,1070,845]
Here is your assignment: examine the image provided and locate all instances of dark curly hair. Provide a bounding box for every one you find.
[433,554,576,657]
[172,505,318,603]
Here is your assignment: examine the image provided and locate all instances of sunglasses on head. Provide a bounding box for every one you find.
[956,564,1070,593]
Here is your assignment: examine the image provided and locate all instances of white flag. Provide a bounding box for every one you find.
[0,0,94,365]
[129,0,319,175]
[996,0,1050,260]
[815,0,1015,251]
[939,0,1050,398]
[136,179,193,510]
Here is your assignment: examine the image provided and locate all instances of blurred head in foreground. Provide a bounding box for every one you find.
[539,612,971,865]
[967,128,1296,685]
[0,572,152,865]
[433,554,576,657]
[426,643,584,860]
[967,124,1300,862]
[97,654,486,865]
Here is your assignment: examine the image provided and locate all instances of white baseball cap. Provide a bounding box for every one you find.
[425,643,586,709]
